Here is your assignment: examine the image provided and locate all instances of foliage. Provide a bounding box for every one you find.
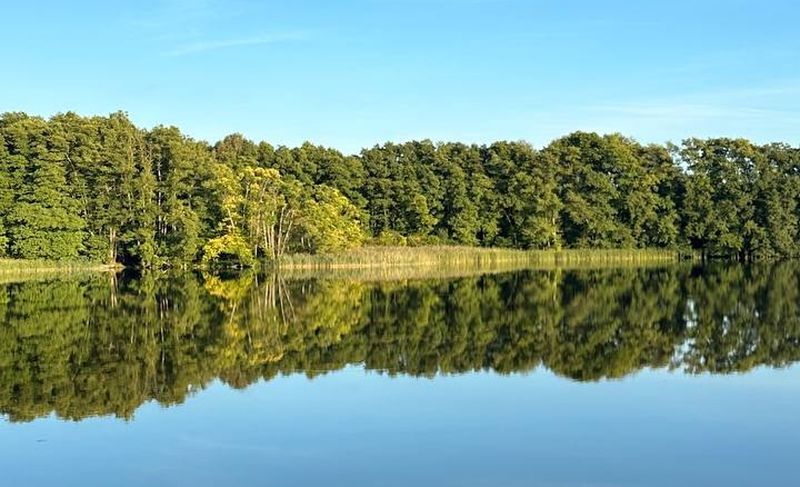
[202,234,255,267]
[373,230,407,247]
[1,112,799,265]
[300,186,367,253]
[678,138,800,259]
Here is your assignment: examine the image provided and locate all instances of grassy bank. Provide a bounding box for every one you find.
[0,259,119,282]
[276,246,678,272]
[0,248,679,284]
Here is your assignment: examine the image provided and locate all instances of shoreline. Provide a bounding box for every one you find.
[0,259,122,274]
[274,246,680,270]
[0,247,680,281]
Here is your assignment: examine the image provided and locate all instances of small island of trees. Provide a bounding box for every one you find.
[0,111,798,268]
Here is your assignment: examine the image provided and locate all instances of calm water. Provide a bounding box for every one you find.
[2,264,800,486]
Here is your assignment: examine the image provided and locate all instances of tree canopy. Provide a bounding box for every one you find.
[1,111,798,266]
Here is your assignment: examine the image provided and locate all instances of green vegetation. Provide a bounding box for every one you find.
[2,263,800,422]
[0,258,118,280]
[277,246,677,269]
[1,112,798,267]
[278,248,676,282]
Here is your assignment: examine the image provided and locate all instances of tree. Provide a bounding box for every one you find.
[148,126,213,267]
[484,141,559,248]
[242,168,303,260]
[752,144,799,258]
[2,115,85,260]
[0,131,12,254]
[545,132,631,248]
[679,138,761,260]
[1,110,799,265]
[439,157,479,245]
[511,153,562,249]
[300,186,367,253]
[202,234,255,267]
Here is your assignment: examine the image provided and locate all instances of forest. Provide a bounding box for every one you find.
[2,263,799,422]
[1,111,799,267]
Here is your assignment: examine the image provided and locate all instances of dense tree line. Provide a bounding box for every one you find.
[2,263,800,422]
[1,112,799,266]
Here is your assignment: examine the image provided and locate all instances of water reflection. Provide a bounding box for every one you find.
[1,263,799,422]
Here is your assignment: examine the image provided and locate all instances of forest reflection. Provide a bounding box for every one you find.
[2,263,800,423]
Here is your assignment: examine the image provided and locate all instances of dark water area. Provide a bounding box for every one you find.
[1,264,799,486]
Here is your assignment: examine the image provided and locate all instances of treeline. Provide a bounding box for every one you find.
[1,111,798,266]
[2,264,800,422]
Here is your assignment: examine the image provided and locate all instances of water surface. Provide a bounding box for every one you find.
[1,264,799,486]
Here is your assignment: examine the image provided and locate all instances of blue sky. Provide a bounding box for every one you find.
[1,0,798,153]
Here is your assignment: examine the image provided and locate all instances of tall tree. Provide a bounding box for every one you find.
[3,115,85,260]
[300,185,367,253]
[680,138,760,259]
[544,132,631,248]
[148,127,213,267]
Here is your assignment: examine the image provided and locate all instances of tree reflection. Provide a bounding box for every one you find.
[2,263,800,422]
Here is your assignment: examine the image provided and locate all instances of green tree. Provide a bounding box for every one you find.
[301,186,367,253]
[148,127,213,267]
[3,115,85,260]
[679,138,761,259]
[752,144,799,258]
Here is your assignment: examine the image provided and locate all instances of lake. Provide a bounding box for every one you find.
[1,263,799,487]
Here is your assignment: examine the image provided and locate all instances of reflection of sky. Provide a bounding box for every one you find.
[3,365,799,487]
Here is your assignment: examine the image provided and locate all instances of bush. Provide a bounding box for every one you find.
[373,230,407,247]
[201,234,255,267]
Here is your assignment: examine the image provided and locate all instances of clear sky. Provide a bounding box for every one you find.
[1,0,798,154]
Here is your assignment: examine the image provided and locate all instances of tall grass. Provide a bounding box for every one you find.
[0,259,118,282]
[276,246,678,273]
[0,248,679,284]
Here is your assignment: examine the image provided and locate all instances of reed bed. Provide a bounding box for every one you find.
[0,248,678,284]
[0,259,118,282]
[276,246,678,274]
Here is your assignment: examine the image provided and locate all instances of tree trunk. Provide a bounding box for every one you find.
[109,227,117,264]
